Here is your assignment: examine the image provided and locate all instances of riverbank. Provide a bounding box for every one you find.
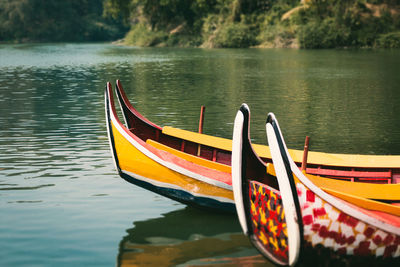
[112,1,400,49]
[2,1,399,49]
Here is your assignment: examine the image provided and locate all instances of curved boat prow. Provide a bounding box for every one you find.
[232,104,300,266]
[265,113,303,266]
[105,82,121,175]
[115,79,162,130]
[266,113,400,260]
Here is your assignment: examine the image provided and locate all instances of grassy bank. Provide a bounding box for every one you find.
[105,0,400,49]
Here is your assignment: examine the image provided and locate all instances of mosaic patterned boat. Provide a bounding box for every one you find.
[232,104,400,266]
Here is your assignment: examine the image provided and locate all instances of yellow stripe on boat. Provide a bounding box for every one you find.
[305,152,400,169]
[163,126,400,168]
[304,172,400,201]
[112,124,233,201]
[146,139,231,173]
[162,126,233,152]
[163,126,279,160]
[267,163,399,202]
[323,188,400,217]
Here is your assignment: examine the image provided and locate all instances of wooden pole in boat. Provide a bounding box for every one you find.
[197,106,205,156]
[198,106,205,134]
[301,136,310,172]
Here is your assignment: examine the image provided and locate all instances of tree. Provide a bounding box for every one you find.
[0,0,127,42]
[104,0,217,30]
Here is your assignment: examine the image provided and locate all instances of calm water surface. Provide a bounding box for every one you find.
[1,43,400,266]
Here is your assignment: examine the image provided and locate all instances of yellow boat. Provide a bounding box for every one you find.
[105,81,400,213]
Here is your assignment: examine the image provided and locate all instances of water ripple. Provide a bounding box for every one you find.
[0,184,54,191]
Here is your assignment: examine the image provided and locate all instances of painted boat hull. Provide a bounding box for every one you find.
[231,104,400,265]
[265,112,400,260]
[105,82,235,212]
[232,104,301,265]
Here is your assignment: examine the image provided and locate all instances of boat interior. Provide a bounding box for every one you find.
[111,80,400,185]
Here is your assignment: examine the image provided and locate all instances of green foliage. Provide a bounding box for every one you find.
[202,14,223,36]
[164,32,203,47]
[297,19,351,48]
[376,31,400,48]
[124,23,167,46]
[0,0,127,42]
[213,21,258,48]
[124,21,203,47]
[102,0,400,48]
[105,0,218,30]
[294,0,400,48]
[232,0,275,21]
[256,1,298,47]
[103,0,131,23]
[258,24,296,47]
[2,0,399,48]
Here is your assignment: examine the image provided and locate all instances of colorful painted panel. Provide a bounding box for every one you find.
[296,181,400,258]
[248,181,289,262]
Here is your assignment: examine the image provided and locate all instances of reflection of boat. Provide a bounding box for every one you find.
[105,80,400,213]
[232,105,400,266]
[117,207,267,266]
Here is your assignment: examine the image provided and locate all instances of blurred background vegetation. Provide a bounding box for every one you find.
[0,0,127,42]
[1,0,399,48]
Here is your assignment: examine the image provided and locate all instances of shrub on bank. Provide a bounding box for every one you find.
[258,24,297,48]
[165,32,203,47]
[297,19,351,49]
[376,32,400,48]
[124,23,167,46]
[213,22,258,48]
[295,1,400,49]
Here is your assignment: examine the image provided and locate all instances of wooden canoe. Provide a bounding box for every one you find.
[106,80,400,213]
[231,104,400,265]
[105,82,234,212]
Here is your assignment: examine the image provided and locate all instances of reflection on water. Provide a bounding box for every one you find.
[118,48,400,154]
[117,207,269,266]
[1,43,400,265]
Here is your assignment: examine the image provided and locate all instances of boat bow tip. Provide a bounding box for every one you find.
[266,112,276,124]
[239,103,250,117]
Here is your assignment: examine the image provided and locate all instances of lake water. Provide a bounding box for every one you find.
[1,43,400,266]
